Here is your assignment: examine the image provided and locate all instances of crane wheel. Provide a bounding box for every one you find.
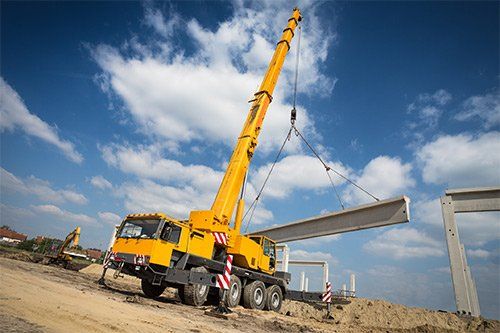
[180,266,209,306]
[243,280,266,310]
[220,275,242,307]
[141,279,166,298]
[265,285,283,312]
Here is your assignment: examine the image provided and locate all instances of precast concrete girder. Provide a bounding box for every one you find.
[250,196,410,242]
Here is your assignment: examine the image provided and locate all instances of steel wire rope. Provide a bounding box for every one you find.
[242,126,293,233]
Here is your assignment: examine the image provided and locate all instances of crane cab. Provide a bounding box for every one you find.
[227,234,276,275]
[111,213,214,270]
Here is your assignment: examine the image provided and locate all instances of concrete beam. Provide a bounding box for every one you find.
[445,187,500,213]
[250,196,410,242]
[276,259,329,291]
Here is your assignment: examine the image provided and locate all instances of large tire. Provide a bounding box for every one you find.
[243,280,266,310]
[265,285,283,312]
[220,275,242,307]
[141,279,166,298]
[180,267,209,306]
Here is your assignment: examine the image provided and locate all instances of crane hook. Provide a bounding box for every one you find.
[291,107,297,125]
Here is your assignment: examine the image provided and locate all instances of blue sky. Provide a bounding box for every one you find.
[1,0,499,319]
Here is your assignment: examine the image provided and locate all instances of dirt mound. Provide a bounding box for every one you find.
[280,298,499,332]
[0,250,43,263]
[79,263,105,274]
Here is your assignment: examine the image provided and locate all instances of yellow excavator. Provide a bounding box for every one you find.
[44,226,82,268]
[106,8,304,311]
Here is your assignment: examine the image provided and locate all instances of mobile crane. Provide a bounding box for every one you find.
[106,8,310,312]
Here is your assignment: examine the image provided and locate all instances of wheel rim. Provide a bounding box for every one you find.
[230,282,239,300]
[198,284,207,296]
[254,288,263,304]
[271,292,280,308]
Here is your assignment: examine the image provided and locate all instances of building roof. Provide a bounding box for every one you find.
[0,228,28,241]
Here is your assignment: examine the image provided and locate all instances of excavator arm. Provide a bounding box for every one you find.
[57,226,81,258]
[189,8,302,235]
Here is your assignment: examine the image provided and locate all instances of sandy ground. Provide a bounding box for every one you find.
[0,257,498,333]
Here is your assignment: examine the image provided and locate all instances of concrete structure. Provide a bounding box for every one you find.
[300,272,305,291]
[278,259,329,292]
[350,273,356,297]
[305,277,309,292]
[440,186,500,317]
[276,244,290,272]
[251,196,410,242]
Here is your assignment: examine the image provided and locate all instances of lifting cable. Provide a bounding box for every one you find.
[292,125,380,203]
[243,126,293,233]
[242,22,379,232]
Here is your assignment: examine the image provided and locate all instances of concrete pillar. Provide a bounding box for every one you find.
[323,263,329,292]
[305,277,309,292]
[441,196,480,316]
[300,272,305,291]
[342,283,347,297]
[282,245,289,272]
[350,273,356,297]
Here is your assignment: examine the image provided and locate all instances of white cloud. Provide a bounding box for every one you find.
[0,77,83,163]
[101,142,274,224]
[250,154,350,199]
[467,248,490,259]
[412,198,442,227]
[455,91,500,129]
[408,89,452,111]
[0,203,36,225]
[363,227,445,259]
[98,211,122,225]
[430,266,451,274]
[416,131,500,187]
[90,175,113,190]
[31,204,97,226]
[118,178,213,220]
[100,143,223,191]
[143,5,180,38]
[91,2,334,153]
[405,89,451,147]
[1,167,88,205]
[343,156,415,205]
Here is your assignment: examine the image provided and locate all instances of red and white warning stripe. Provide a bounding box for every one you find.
[322,281,332,303]
[103,251,116,268]
[215,255,233,290]
[212,232,228,245]
[134,254,147,266]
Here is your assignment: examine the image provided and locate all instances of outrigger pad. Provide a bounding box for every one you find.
[204,307,237,320]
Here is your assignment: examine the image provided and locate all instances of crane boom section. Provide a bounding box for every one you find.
[204,9,301,230]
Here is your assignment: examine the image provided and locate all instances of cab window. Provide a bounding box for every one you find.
[161,222,181,244]
[263,238,274,258]
[118,219,160,239]
[250,236,262,245]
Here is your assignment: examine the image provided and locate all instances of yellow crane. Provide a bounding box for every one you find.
[107,8,302,311]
